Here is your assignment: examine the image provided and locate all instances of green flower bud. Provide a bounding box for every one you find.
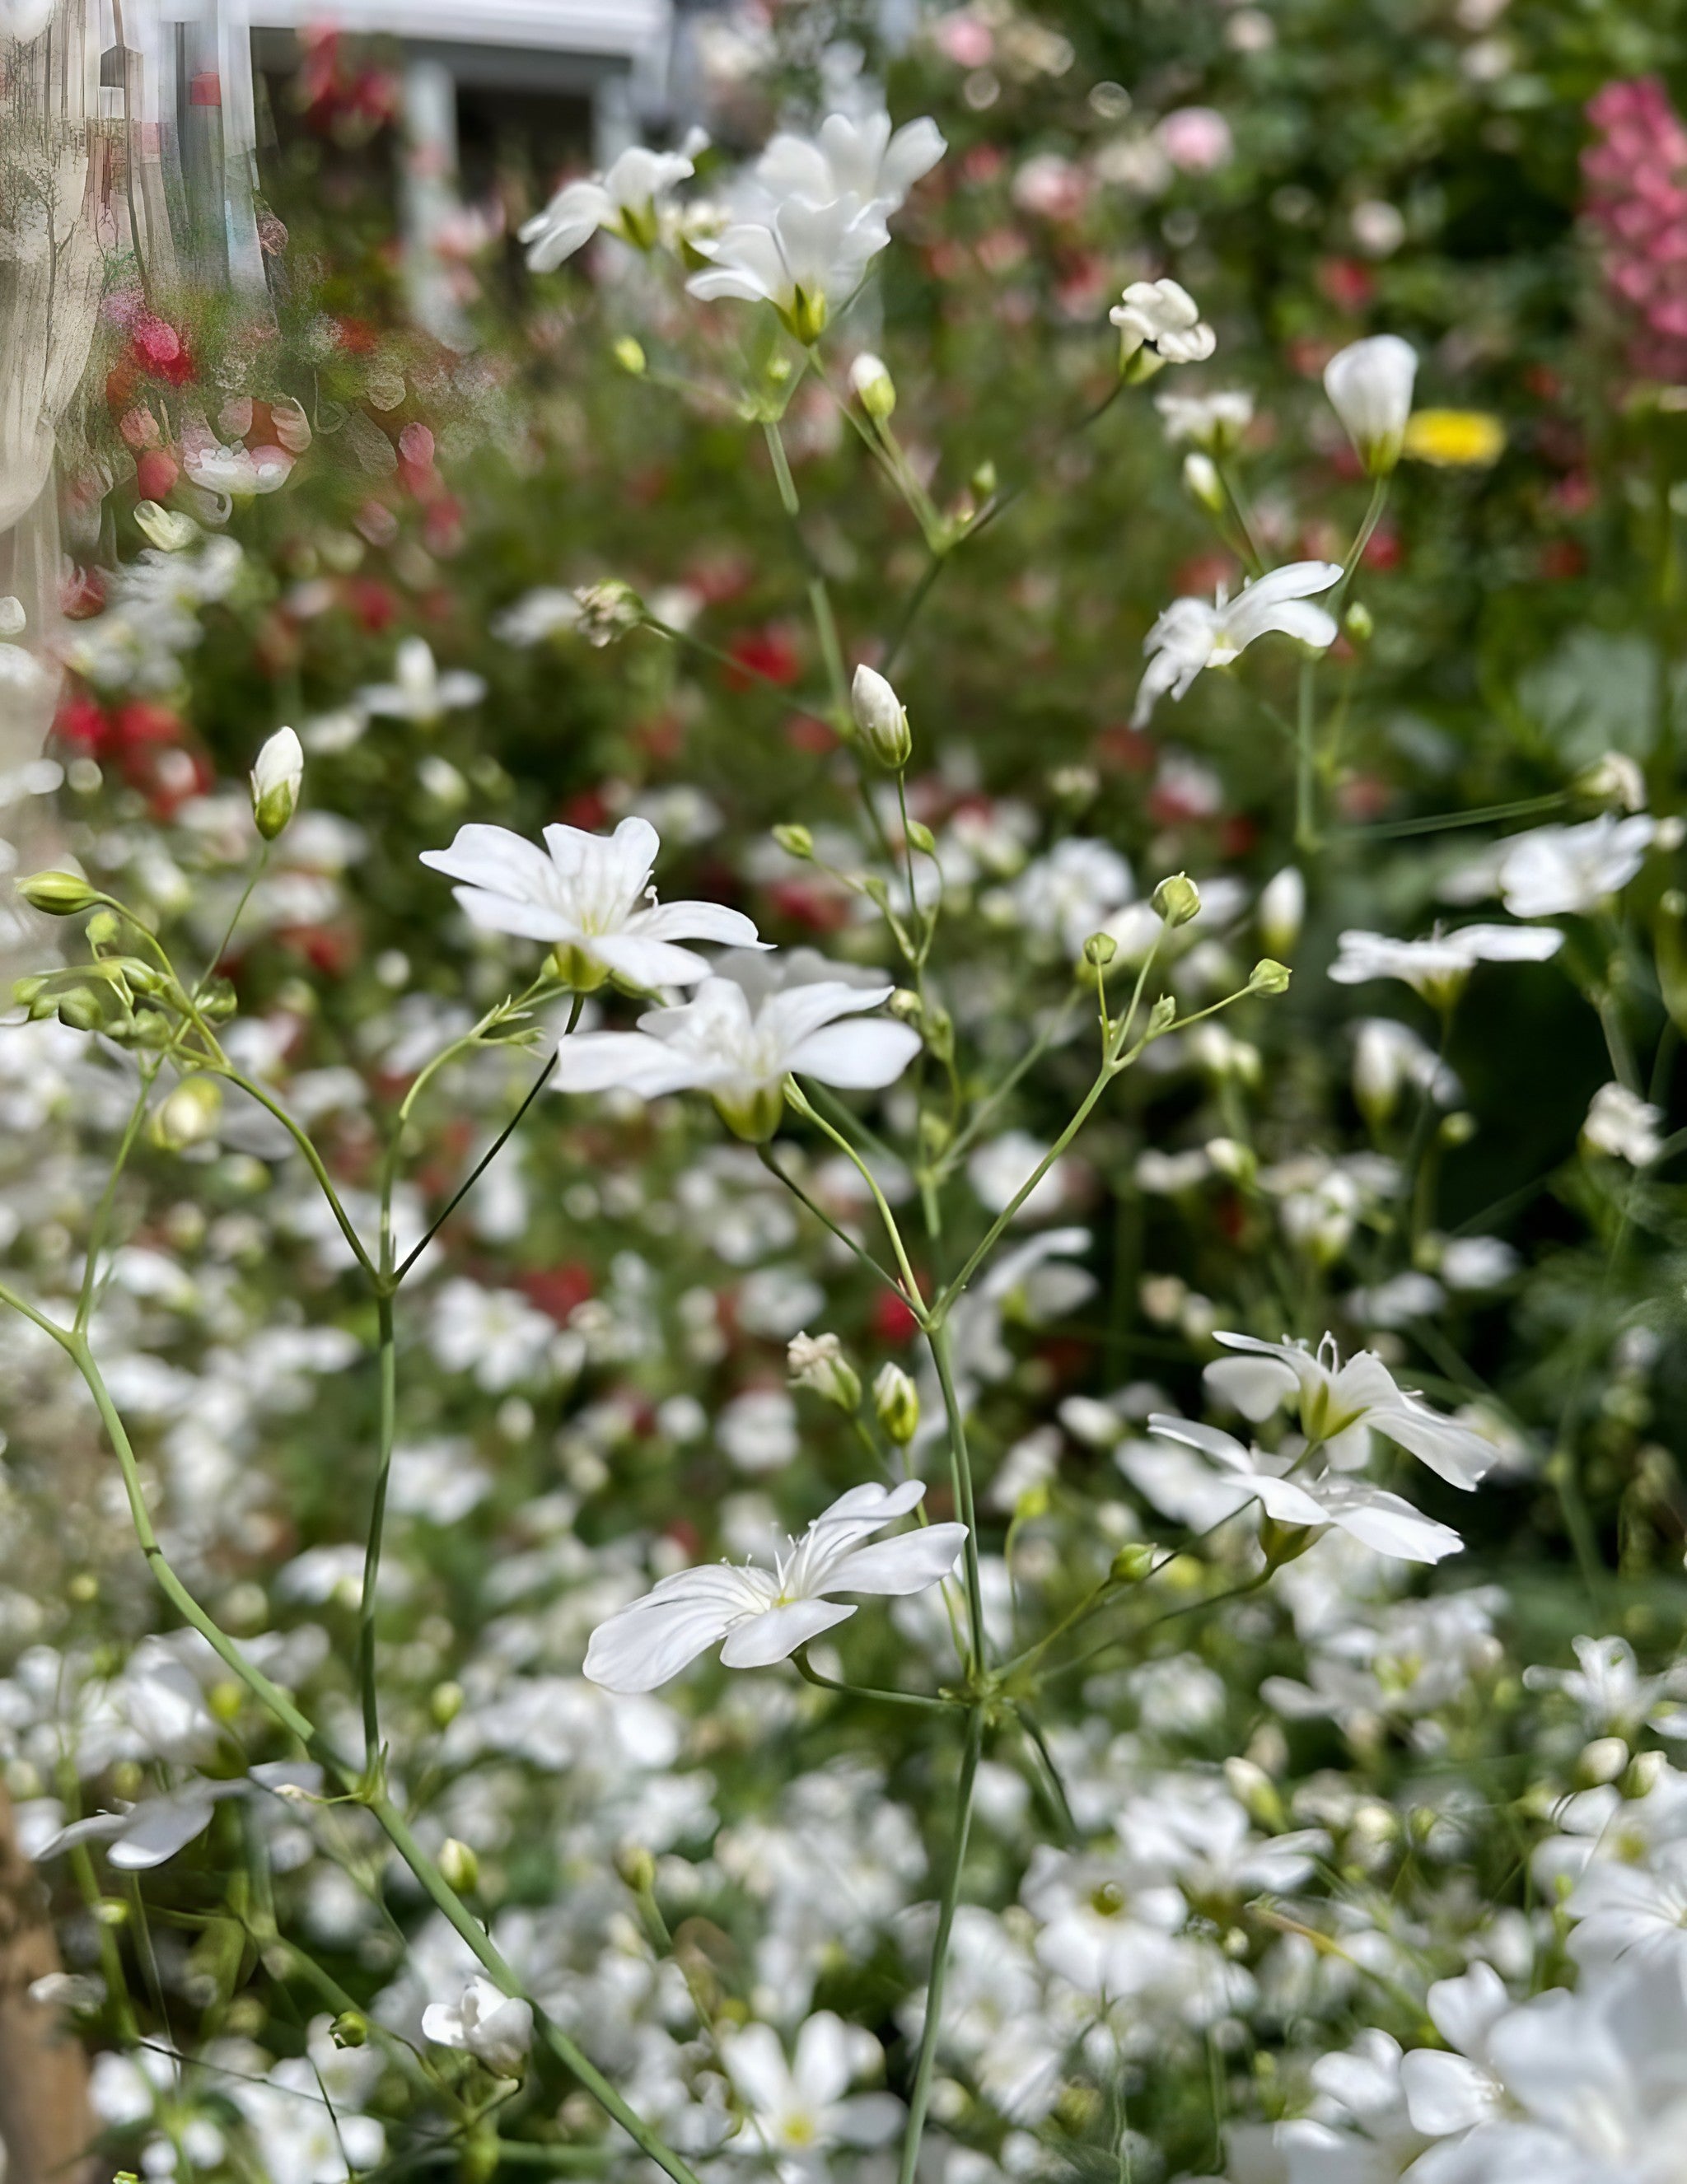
[849,352,896,421]
[250,726,303,840]
[787,1331,862,1412]
[430,1680,465,1728]
[1152,872,1202,928]
[1083,931,1118,968]
[330,2011,369,2050]
[1248,958,1292,995]
[17,870,99,917]
[151,1076,223,1150]
[1109,1541,1156,1584]
[1147,994,1178,1036]
[851,664,912,769]
[613,337,648,376]
[438,1837,479,1894]
[905,817,937,855]
[1344,600,1374,643]
[773,824,815,860]
[872,1362,920,1445]
[615,1844,658,1894]
[1182,451,1224,513]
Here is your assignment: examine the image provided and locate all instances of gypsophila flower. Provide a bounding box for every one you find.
[1582,1080,1666,1164]
[1497,812,1662,917]
[551,950,919,1140]
[1323,334,1418,473]
[1133,562,1343,725]
[421,1976,534,2077]
[520,132,707,268]
[1110,278,1217,368]
[357,637,484,724]
[583,1480,965,1692]
[1204,1331,1496,1486]
[419,815,762,992]
[1330,923,1563,1006]
[1154,389,1254,451]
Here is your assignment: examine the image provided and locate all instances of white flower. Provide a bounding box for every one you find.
[720,2011,902,2177]
[1323,334,1418,473]
[850,662,911,767]
[1259,864,1306,958]
[755,110,946,218]
[1012,837,1134,955]
[39,1762,319,1870]
[967,1130,1069,1222]
[358,637,484,724]
[419,815,761,991]
[1204,1330,1495,1487]
[687,194,891,342]
[1133,562,1343,726]
[184,441,293,498]
[421,1975,534,2077]
[429,1277,568,1393]
[582,1479,965,1692]
[550,952,921,1140]
[1146,1416,1463,1561]
[250,725,303,840]
[1353,1018,1460,1124]
[1329,923,1563,1005]
[1497,812,1661,917]
[1109,278,1217,366]
[493,588,581,646]
[520,134,705,268]
[1582,1080,1666,1165]
[1154,389,1254,451]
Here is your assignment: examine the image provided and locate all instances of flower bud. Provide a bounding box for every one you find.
[1575,752,1647,813]
[613,337,647,376]
[1182,451,1224,513]
[1083,931,1118,968]
[1223,1756,1287,1832]
[787,1331,862,1412]
[18,870,99,917]
[151,1076,223,1150]
[970,458,998,502]
[615,1843,657,1894]
[438,1837,479,1894]
[1576,1737,1629,1789]
[1344,600,1374,643]
[773,823,815,860]
[1147,994,1178,1036]
[572,579,643,647]
[1248,958,1292,995]
[873,1361,920,1444]
[430,1680,465,1728]
[1323,334,1417,476]
[1109,1541,1156,1584]
[330,2011,368,2050]
[905,817,937,855]
[849,352,896,422]
[1152,872,1202,928]
[1257,867,1304,960]
[1205,1135,1255,1184]
[250,726,303,840]
[133,502,199,553]
[851,664,912,769]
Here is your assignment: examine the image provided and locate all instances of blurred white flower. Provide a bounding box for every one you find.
[1133,562,1343,725]
[521,134,706,268]
[1330,922,1562,1004]
[420,815,761,990]
[1497,813,1661,917]
[756,110,946,216]
[1323,334,1418,473]
[1582,1080,1666,1164]
[584,1480,965,1692]
[1154,389,1254,452]
[184,441,292,498]
[687,195,891,342]
[422,1974,534,2076]
[721,2011,902,2177]
[358,637,484,724]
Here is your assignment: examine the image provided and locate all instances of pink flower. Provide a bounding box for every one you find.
[1155,107,1234,175]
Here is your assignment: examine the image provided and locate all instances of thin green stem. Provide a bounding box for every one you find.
[76,1071,156,1332]
[195,843,269,994]
[926,1318,988,1678]
[896,1707,983,2184]
[359,1290,397,1775]
[793,1649,960,1712]
[1294,656,1319,857]
[212,1066,376,1281]
[757,1145,910,1303]
[787,1083,928,1314]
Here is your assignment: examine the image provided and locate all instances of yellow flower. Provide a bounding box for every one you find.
[1402,408,1507,467]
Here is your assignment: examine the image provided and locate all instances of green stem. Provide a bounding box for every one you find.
[896,1707,984,2184]
[926,1318,988,1678]
[359,1290,397,1774]
[1294,656,1319,857]
[757,1145,909,1303]
[787,1083,928,1313]
[763,418,800,518]
[213,1066,376,1281]
[794,1649,960,1712]
[76,1071,156,1332]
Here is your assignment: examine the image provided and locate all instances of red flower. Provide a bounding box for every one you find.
[872,1290,921,1346]
[132,315,194,385]
[54,688,110,753]
[727,626,803,688]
